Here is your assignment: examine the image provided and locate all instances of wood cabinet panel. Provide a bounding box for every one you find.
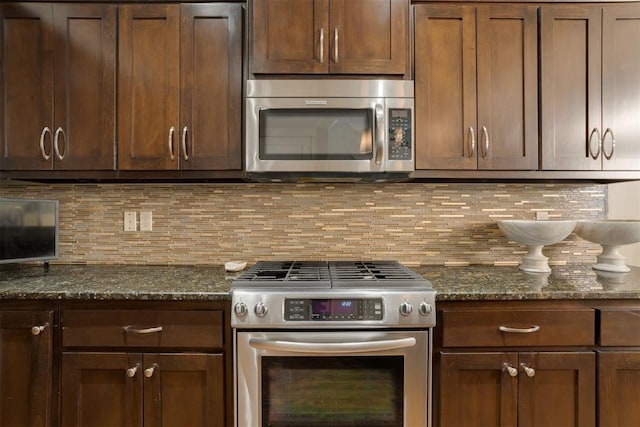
[518,352,595,427]
[599,307,640,346]
[0,309,54,427]
[1,4,55,170]
[598,351,640,427]
[414,4,537,171]
[179,3,242,170]
[118,4,180,170]
[250,0,407,76]
[441,308,595,348]
[62,309,224,349]
[0,3,116,172]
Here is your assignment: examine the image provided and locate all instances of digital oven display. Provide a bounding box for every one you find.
[284,298,383,321]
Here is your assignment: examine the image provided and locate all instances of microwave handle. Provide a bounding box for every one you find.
[374,104,384,165]
[249,337,416,354]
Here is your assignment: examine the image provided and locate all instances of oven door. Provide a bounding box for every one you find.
[245,97,387,173]
[235,330,431,427]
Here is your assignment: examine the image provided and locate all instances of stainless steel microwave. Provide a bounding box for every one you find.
[245,80,414,182]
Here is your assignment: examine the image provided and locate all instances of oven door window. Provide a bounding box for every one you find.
[262,356,403,427]
[258,109,374,160]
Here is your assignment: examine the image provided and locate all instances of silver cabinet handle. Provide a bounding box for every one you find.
[602,128,615,160]
[481,126,489,159]
[503,363,518,377]
[588,127,601,159]
[499,325,540,333]
[31,323,48,336]
[144,363,158,378]
[168,126,176,160]
[122,325,163,334]
[374,104,384,165]
[467,126,475,158]
[39,127,52,160]
[250,337,416,354]
[333,28,339,63]
[53,127,66,160]
[319,28,324,64]
[520,363,536,377]
[181,126,189,161]
[126,364,139,378]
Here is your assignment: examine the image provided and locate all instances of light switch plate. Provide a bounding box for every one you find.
[140,211,152,231]
[124,211,136,231]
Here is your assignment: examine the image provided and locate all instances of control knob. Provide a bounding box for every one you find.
[254,302,268,317]
[399,301,413,316]
[419,301,433,316]
[234,302,248,317]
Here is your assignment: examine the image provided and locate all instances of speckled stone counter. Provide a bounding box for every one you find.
[1,263,640,301]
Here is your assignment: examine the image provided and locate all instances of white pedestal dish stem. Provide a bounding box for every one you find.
[520,245,551,273]
[594,245,630,273]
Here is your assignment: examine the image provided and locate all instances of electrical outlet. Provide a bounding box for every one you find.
[124,211,137,231]
[140,211,152,231]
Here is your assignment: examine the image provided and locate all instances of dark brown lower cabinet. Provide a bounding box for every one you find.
[0,308,54,427]
[598,351,640,427]
[61,352,224,427]
[439,351,595,427]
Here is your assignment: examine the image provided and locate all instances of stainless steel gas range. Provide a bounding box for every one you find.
[230,261,436,427]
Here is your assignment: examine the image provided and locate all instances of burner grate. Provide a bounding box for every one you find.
[329,261,422,281]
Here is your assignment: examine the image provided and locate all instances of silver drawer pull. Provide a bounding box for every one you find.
[31,323,48,336]
[499,325,540,333]
[520,363,536,377]
[126,364,139,378]
[503,363,518,377]
[122,325,163,334]
[144,363,158,378]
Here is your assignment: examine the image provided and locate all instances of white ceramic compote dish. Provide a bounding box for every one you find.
[497,220,577,273]
[574,220,640,272]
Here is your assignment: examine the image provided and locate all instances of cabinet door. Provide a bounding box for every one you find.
[53,4,116,171]
[329,0,408,75]
[118,5,180,170]
[180,4,242,171]
[439,351,518,427]
[0,310,53,427]
[540,5,602,171]
[0,3,54,171]
[518,352,595,427]
[601,5,640,171]
[61,352,143,427]
[143,353,225,427]
[414,4,477,170]
[476,5,538,170]
[598,351,640,427]
[251,0,329,74]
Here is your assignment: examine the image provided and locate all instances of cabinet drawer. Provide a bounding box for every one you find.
[62,310,223,349]
[442,308,595,347]
[599,307,640,346]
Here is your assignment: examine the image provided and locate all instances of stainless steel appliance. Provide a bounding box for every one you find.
[245,80,414,182]
[231,261,436,427]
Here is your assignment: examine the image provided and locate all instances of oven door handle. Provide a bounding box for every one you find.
[249,337,416,354]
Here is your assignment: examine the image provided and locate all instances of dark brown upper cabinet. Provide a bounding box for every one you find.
[250,0,409,76]
[0,3,116,171]
[118,4,242,171]
[541,4,640,171]
[414,4,538,171]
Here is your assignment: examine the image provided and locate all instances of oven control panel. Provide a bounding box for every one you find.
[284,298,383,321]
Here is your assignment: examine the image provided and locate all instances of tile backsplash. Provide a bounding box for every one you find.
[1,181,606,266]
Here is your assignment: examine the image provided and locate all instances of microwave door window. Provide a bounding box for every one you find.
[259,109,373,160]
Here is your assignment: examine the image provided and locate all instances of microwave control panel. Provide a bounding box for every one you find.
[388,108,412,160]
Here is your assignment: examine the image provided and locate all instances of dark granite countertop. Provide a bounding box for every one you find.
[1,263,640,302]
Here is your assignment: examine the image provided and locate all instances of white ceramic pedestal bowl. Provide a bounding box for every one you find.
[497,220,577,273]
[574,220,640,273]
